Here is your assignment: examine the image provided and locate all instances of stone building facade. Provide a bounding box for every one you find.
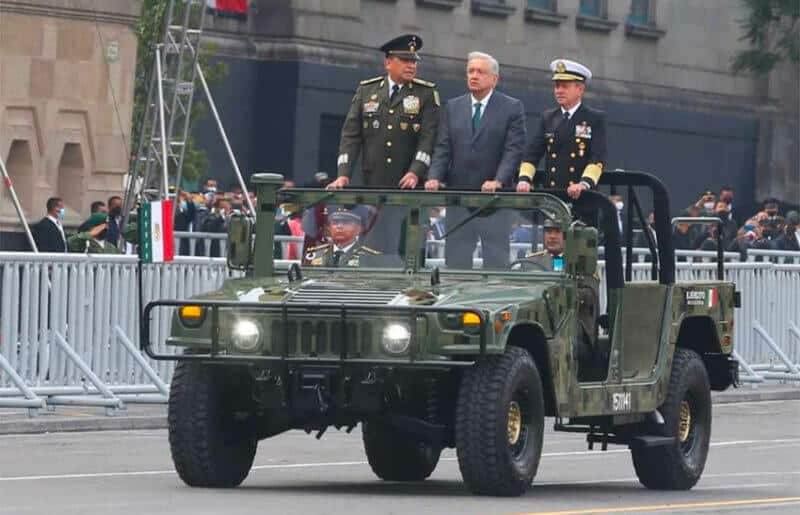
[0,0,141,244]
[195,0,798,215]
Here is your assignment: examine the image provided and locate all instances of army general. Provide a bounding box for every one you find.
[327,34,440,190]
[516,59,606,200]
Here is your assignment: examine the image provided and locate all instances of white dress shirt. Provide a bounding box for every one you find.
[561,101,581,120]
[387,76,403,97]
[47,215,66,245]
[471,89,494,121]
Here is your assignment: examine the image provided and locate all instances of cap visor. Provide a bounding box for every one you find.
[552,73,585,81]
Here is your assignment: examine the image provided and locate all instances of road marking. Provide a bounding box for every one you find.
[518,497,800,515]
[0,439,797,482]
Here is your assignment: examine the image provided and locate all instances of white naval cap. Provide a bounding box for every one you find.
[550,59,592,82]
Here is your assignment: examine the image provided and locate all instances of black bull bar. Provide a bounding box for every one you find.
[141,300,488,368]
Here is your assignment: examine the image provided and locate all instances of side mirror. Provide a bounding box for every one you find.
[566,224,598,276]
[227,213,254,270]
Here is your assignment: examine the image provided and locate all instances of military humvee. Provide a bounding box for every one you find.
[142,170,738,496]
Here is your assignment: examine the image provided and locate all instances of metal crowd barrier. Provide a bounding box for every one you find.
[1,251,798,416]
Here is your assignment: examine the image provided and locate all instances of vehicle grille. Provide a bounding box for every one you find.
[287,287,400,305]
[270,319,375,357]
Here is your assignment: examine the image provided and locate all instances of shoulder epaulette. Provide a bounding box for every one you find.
[525,250,547,258]
[412,77,436,88]
[358,246,383,255]
[307,243,331,253]
[359,76,383,86]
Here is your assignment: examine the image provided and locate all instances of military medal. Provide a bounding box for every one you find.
[400,122,408,131]
[363,100,379,114]
[373,119,380,129]
[403,95,420,115]
[412,123,421,133]
[575,122,592,139]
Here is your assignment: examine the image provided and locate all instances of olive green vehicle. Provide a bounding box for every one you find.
[142,170,739,496]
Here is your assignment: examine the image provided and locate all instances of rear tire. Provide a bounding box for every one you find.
[362,421,441,481]
[168,362,257,488]
[455,346,545,496]
[631,348,712,490]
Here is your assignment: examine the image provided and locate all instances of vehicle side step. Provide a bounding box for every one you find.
[586,433,675,450]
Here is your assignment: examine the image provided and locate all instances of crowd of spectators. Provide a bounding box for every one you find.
[669,187,799,255]
[30,179,799,259]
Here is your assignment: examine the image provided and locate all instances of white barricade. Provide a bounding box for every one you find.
[1,252,798,415]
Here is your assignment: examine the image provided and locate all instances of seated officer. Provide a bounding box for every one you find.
[524,219,565,271]
[304,208,381,267]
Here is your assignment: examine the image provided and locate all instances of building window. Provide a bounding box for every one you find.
[628,0,653,26]
[528,0,555,11]
[576,0,616,32]
[579,0,606,18]
[625,0,665,39]
[472,0,516,17]
[525,0,567,25]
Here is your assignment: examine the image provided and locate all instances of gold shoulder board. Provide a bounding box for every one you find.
[525,250,547,258]
[412,77,436,88]
[307,243,331,253]
[359,76,383,86]
[359,246,383,255]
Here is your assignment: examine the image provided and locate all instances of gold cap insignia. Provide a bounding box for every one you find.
[556,61,566,73]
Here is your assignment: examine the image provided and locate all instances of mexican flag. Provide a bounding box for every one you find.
[139,200,174,263]
[206,0,247,15]
[707,288,718,309]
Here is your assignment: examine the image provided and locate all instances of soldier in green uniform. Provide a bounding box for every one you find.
[522,218,565,271]
[304,208,382,267]
[67,212,121,254]
[517,59,606,200]
[327,34,440,190]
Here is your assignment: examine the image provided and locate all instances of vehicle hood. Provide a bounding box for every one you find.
[194,274,560,312]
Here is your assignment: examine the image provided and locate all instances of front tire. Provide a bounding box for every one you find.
[455,346,545,496]
[362,421,441,481]
[631,348,712,490]
[168,362,257,488]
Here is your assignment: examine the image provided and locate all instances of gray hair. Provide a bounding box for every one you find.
[467,51,499,75]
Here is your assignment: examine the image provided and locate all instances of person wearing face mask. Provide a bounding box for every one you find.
[775,211,800,251]
[67,212,120,254]
[174,190,197,256]
[32,197,68,253]
[197,198,231,257]
[712,200,738,249]
[695,190,717,215]
[751,215,783,250]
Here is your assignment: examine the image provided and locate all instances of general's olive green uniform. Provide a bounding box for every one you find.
[337,76,440,186]
[67,232,122,254]
[304,241,382,267]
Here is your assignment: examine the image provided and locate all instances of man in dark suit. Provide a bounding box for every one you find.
[517,59,606,200]
[32,197,67,253]
[426,51,526,269]
[106,195,123,247]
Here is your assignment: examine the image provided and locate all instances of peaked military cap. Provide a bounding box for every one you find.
[542,218,561,230]
[86,212,109,229]
[380,34,423,61]
[327,207,362,225]
[550,59,592,82]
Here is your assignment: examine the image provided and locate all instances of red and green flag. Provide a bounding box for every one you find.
[139,200,174,263]
[206,0,247,15]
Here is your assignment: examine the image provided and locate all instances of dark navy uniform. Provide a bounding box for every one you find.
[518,59,606,190]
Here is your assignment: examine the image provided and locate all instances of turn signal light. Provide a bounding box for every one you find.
[180,305,203,319]
[179,305,205,327]
[462,312,481,326]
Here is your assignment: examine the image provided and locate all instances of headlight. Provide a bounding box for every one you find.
[231,319,261,352]
[382,323,411,354]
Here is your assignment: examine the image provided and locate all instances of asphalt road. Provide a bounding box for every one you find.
[1,400,798,515]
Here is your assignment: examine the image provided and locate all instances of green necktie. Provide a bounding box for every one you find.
[472,102,482,132]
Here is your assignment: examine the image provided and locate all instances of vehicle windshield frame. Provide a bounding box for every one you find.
[276,188,574,274]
